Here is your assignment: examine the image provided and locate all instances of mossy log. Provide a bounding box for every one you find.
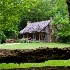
[0,47,70,63]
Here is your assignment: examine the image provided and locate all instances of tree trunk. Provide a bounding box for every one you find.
[67,0,70,20]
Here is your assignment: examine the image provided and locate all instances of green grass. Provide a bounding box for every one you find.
[0,60,70,69]
[0,42,70,69]
[0,42,70,49]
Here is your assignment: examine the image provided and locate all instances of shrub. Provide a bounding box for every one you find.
[19,38,27,43]
[57,36,70,43]
[15,39,19,43]
[30,40,40,43]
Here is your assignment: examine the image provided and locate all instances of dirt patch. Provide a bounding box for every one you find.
[5,43,20,45]
[0,47,70,63]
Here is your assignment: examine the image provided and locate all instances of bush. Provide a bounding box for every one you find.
[19,38,27,43]
[30,40,40,43]
[15,39,19,43]
[57,36,70,43]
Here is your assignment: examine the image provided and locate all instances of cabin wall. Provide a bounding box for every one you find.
[45,26,49,42]
[43,24,53,42]
[41,26,49,33]
[41,26,49,42]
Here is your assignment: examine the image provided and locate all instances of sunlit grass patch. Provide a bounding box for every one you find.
[0,60,70,69]
[0,42,70,49]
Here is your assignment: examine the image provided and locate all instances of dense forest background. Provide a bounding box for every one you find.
[0,0,70,43]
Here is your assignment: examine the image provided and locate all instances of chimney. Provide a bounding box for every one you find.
[27,21,31,25]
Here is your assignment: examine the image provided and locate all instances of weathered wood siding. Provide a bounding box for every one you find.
[44,24,53,42]
[41,25,49,42]
[45,26,49,42]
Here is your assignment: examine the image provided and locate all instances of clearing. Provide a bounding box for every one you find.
[0,42,70,69]
[0,42,70,49]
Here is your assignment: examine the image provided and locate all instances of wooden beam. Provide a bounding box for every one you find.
[35,33,36,40]
[33,33,34,40]
[23,34,24,38]
[39,33,40,41]
[27,33,28,38]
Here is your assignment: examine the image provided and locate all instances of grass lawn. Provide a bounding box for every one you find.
[0,60,70,69]
[0,42,70,49]
[0,42,70,69]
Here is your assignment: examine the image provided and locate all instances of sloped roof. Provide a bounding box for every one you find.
[20,20,50,34]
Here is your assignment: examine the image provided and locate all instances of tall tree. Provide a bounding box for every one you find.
[0,0,22,39]
[0,0,69,43]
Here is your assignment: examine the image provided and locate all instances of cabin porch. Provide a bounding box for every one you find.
[23,32,47,42]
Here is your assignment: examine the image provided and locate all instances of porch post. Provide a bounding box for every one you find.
[35,33,36,40]
[39,33,40,41]
[27,33,28,38]
[33,33,34,40]
[23,34,24,38]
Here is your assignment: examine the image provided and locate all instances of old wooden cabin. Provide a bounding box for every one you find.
[20,18,53,42]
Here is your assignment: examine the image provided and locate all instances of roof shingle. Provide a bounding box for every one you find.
[20,20,50,34]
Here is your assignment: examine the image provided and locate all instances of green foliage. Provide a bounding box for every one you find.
[0,0,21,39]
[0,0,69,43]
[0,30,6,43]
[30,40,40,43]
[57,36,70,43]
[19,38,27,43]
[49,0,70,43]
